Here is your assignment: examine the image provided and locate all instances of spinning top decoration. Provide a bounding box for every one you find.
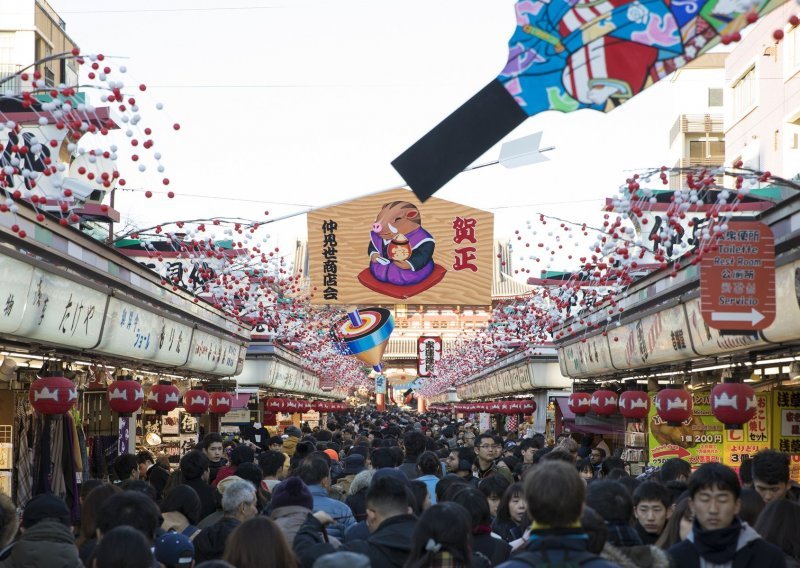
[331,308,394,372]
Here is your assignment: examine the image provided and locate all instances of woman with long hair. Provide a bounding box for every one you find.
[754,499,800,568]
[655,496,692,549]
[160,484,202,539]
[491,482,528,543]
[222,515,297,568]
[404,502,485,568]
[76,483,121,565]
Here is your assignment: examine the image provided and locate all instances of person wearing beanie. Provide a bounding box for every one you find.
[0,494,81,567]
[270,477,321,547]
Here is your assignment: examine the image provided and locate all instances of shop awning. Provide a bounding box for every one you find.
[556,397,623,435]
[556,397,575,420]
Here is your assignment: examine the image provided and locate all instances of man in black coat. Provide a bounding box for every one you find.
[293,474,416,568]
[668,462,786,568]
[180,450,217,521]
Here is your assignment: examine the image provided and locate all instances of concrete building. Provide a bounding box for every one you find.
[725,3,800,183]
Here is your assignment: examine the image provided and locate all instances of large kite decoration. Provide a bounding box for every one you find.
[392,0,787,201]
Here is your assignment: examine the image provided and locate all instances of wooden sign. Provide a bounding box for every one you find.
[308,188,493,305]
[700,221,776,331]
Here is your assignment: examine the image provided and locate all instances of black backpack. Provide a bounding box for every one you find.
[511,537,598,567]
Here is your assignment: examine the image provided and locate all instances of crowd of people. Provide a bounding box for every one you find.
[1,407,799,567]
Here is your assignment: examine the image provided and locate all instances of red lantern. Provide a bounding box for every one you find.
[711,383,757,429]
[498,401,511,415]
[107,380,144,416]
[591,390,618,416]
[30,375,77,415]
[655,387,692,426]
[519,400,536,415]
[618,391,650,420]
[285,399,300,413]
[264,398,285,412]
[147,383,180,415]
[183,389,210,416]
[209,392,232,415]
[568,393,591,416]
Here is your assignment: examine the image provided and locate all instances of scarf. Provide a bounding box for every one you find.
[473,524,493,535]
[692,518,741,565]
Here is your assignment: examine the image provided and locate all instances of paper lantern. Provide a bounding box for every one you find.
[568,393,591,416]
[655,387,692,426]
[618,391,650,420]
[498,401,511,415]
[30,375,77,415]
[264,398,286,412]
[519,400,536,415]
[711,383,757,429]
[591,390,618,416]
[107,380,144,416]
[284,399,300,413]
[147,383,180,415]
[183,389,210,416]
[209,392,233,415]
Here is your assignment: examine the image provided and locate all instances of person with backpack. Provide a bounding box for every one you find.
[497,461,620,568]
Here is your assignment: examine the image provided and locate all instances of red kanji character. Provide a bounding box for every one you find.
[453,217,477,244]
[453,247,478,272]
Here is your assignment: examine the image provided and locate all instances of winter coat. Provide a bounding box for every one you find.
[193,516,240,564]
[668,522,786,568]
[473,532,511,566]
[308,484,356,541]
[601,542,671,568]
[211,465,236,488]
[0,520,83,568]
[497,529,619,568]
[397,460,419,480]
[271,505,314,546]
[283,436,299,457]
[161,510,191,533]
[294,512,417,568]
[346,487,368,522]
[184,477,217,521]
[146,462,170,501]
[208,457,228,485]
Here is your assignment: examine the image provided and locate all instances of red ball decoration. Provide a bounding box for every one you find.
[590,390,618,416]
[107,380,144,416]
[183,389,210,416]
[30,375,77,415]
[655,387,692,426]
[618,391,650,420]
[711,383,757,429]
[209,392,232,415]
[568,393,591,416]
[147,383,180,415]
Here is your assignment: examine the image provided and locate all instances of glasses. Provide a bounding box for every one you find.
[477,444,501,450]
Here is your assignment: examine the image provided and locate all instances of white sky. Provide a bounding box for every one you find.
[48,0,688,271]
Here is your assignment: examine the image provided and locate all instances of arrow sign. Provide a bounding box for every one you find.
[711,309,765,326]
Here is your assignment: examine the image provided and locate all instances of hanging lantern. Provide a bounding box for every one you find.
[107,380,144,416]
[618,391,650,420]
[498,401,511,415]
[30,374,77,415]
[264,398,286,412]
[711,382,757,429]
[285,399,300,413]
[183,389,210,416]
[310,400,323,412]
[655,386,692,426]
[209,392,232,415]
[568,392,591,416]
[519,400,536,415]
[591,390,618,416]
[147,382,180,415]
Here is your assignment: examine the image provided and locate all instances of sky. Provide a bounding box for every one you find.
[47,0,688,271]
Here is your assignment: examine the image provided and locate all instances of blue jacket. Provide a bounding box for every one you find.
[307,484,356,541]
[498,529,619,568]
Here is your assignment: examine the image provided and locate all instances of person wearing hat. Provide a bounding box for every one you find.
[0,493,81,567]
[334,454,366,495]
[154,531,195,568]
[283,426,303,457]
[270,477,320,547]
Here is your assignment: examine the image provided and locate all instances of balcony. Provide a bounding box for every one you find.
[0,64,22,95]
[670,114,724,146]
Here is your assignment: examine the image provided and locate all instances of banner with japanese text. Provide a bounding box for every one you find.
[648,391,723,468]
[307,188,493,305]
[722,391,771,473]
[772,390,800,483]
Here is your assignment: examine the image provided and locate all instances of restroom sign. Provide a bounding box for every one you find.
[700,221,775,331]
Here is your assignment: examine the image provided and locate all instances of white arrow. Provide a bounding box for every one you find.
[711,309,765,326]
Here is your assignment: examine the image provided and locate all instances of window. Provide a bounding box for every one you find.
[708,88,723,107]
[0,32,14,65]
[689,140,725,160]
[786,26,800,78]
[732,66,756,118]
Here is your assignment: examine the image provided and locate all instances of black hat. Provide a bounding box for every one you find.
[22,494,70,528]
[270,477,313,510]
[342,454,366,476]
[154,532,194,567]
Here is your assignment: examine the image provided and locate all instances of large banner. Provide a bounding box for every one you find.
[722,391,771,474]
[308,188,493,305]
[648,391,723,468]
[772,390,800,482]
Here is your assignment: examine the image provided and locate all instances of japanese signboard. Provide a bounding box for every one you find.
[375,374,387,395]
[700,221,776,331]
[417,336,442,377]
[648,391,723,468]
[308,188,493,305]
[772,390,800,482]
[723,391,770,473]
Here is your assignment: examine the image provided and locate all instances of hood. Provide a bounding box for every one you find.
[603,543,672,568]
[735,522,761,552]
[271,505,311,520]
[194,517,240,559]
[368,514,417,551]
[161,511,190,532]
[283,437,299,457]
[9,521,81,568]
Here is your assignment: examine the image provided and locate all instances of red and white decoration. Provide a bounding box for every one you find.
[618,391,650,420]
[655,387,692,425]
[107,380,144,416]
[147,383,181,415]
[29,375,77,415]
[183,389,210,416]
[417,336,443,377]
[568,392,592,416]
[590,390,618,416]
[711,383,757,429]
[209,392,233,415]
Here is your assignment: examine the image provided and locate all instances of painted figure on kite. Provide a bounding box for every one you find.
[392,0,785,201]
[367,201,436,286]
